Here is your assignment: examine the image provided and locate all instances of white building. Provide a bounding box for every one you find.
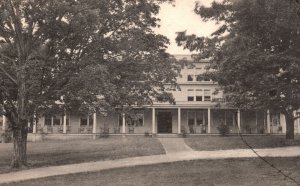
[1,55,300,139]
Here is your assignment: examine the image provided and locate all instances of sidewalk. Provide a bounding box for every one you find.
[0,142,299,184]
[158,138,194,153]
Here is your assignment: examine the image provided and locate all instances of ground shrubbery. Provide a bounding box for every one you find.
[217,124,229,136]
[1,129,12,143]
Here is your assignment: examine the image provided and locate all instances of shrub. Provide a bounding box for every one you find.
[99,127,109,138]
[1,129,12,143]
[144,131,150,137]
[179,127,187,138]
[217,124,229,136]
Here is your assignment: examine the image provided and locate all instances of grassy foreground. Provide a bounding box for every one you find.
[4,157,300,186]
[185,135,300,151]
[0,136,165,174]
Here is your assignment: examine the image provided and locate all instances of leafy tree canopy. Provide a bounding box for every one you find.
[0,0,177,168]
[176,0,300,139]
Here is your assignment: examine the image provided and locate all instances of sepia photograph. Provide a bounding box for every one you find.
[0,0,300,185]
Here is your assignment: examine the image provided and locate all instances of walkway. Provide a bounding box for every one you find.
[158,138,194,154]
[0,142,300,184]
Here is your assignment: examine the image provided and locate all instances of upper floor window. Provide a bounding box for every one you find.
[196,89,203,101]
[187,89,194,101]
[187,89,212,102]
[204,89,211,101]
[196,75,203,81]
[187,75,194,81]
[203,77,211,82]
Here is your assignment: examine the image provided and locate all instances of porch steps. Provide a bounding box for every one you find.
[155,134,179,138]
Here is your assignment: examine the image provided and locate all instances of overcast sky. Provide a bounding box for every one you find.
[155,0,219,55]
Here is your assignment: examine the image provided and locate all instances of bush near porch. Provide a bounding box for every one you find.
[0,137,165,174]
[184,135,300,151]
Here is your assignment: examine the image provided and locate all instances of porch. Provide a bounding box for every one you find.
[1,108,298,136]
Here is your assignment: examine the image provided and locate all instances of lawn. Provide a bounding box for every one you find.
[0,136,165,174]
[4,157,300,186]
[185,135,300,151]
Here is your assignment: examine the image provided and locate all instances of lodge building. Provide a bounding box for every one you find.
[1,55,300,139]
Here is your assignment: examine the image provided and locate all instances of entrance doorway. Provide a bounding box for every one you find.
[157,112,172,133]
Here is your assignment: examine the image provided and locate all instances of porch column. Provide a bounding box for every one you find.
[298,117,300,134]
[207,108,211,133]
[93,112,97,133]
[255,111,258,133]
[51,116,54,127]
[298,111,300,134]
[2,115,6,131]
[237,109,241,131]
[267,109,271,133]
[152,108,156,134]
[178,108,181,134]
[33,114,37,134]
[63,113,67,134]
[87,115,90,127]
[122,113,126,134]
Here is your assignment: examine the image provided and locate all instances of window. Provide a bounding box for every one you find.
[44,115,52,126]
[187,75,194,81]
[80,117,87,126]
[121,113,144,127]
[204,90,211,101]
[203,77,211,81]
[188,111,206,126]
[53,116,60,125]
[196,112,204,126]
[80,115,93,126]
[134,113,144,127]
[188,112,195,126]
[66,115,70,126]
[187,89,194,101]
[196,89,203,101]
[196,75,203,81]
[118,115,123,126]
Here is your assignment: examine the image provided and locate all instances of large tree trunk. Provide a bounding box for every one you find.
[284,112,295,140]
[11,121,28,168]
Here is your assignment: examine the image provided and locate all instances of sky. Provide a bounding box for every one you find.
[154,0,219,55]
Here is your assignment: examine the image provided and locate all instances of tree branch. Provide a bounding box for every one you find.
[0,64,17,84]
[0,53,16,67]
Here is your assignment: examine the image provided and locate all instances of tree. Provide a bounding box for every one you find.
[176,0,300,139]
[0,0,178,168]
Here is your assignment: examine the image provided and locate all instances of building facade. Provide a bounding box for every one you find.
[1,55,300,137]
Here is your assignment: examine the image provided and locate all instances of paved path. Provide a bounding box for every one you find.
[0,143,300,184]
[158,138,194,154]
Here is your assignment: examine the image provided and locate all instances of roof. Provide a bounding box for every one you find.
[172,54,211,63]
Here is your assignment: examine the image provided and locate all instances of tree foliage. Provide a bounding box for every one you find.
[0,0,177,168]
[176,0,300,139]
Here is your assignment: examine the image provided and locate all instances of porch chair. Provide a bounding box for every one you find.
[129,126,134,134]
[78,126,85,133]
[189,125,195,134]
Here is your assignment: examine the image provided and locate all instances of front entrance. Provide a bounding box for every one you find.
[157,112,172,133]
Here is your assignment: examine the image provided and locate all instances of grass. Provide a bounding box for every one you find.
[0,136,165,174]
[4,157,300,186]
[185,135,300,151]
